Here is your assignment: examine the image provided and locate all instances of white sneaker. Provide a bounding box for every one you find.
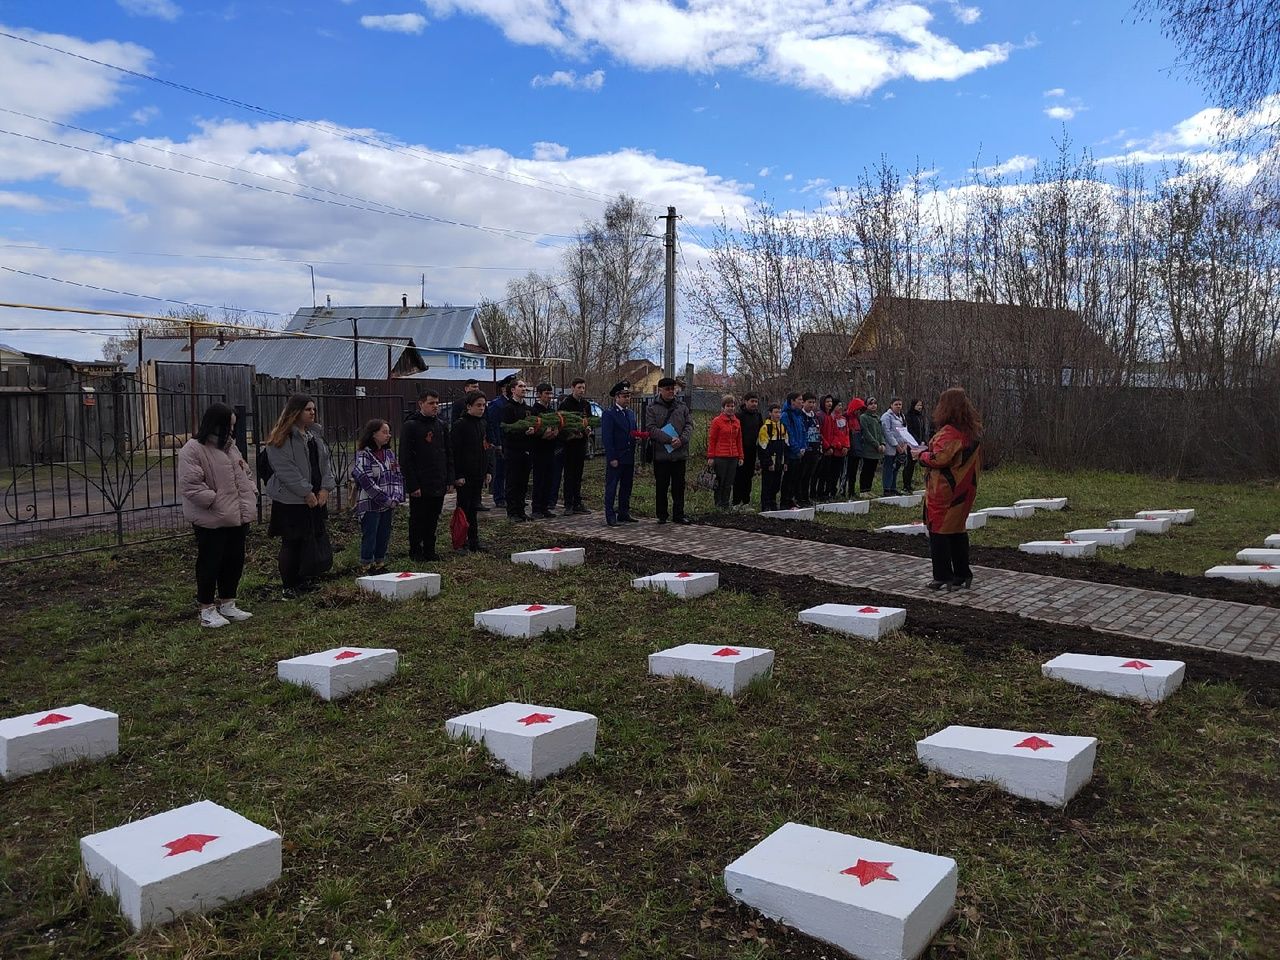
[217,601,253,622]
[200,607,230,628]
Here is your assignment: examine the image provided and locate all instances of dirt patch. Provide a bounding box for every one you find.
[583,540,1280,706]
[702,513,1280,610]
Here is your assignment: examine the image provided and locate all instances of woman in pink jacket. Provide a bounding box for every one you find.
[179,403,256,628]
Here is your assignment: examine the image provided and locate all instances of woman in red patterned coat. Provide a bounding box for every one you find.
[913,387,982,592]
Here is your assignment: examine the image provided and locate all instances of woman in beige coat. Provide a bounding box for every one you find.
[179,402,256,627]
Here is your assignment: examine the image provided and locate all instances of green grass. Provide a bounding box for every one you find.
[1,506,1278,959]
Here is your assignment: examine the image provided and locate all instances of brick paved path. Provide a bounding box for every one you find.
[543,514,1280,663]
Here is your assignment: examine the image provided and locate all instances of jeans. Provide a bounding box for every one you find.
[712,457,738,509]
[408,493,445,558]
[652,458,687,520]
[604,460,635,522]
[193,524,247,604]
[359,509,393,564]
[929,531,972,584]
[882,453,902,494]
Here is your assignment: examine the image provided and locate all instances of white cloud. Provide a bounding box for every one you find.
[530,68,605,91]
[1045,105,1077,120]
[117,0,181,20]
[758,166,771,177]
[360,13,428,34]
[0,190,48,211]
[882,91,896,100]
[1042,87,1065,97]
[800,177,830,193]
[783,173,794,181]
[972,154,1037,177]
[130,106,160,126]
[951,4,981,25]
[0,26,153,123]
[532,140,569,160]
[424,0,1015,100]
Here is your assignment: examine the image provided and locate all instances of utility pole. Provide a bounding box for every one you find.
[661,206,678,378]
[307,264,316,308]
[348,317,360,383]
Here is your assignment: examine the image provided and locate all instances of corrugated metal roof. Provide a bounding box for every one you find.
[284,305,485,352]
[131,336,417,380]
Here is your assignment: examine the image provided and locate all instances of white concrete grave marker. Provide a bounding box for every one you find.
[724,822,957,960]
[1014,497,1069,511]
[1018,539,1098,558]
[473,603,576,638]
[632,571,719,599]
[1236,548,1280,565]
[0,704,118,781]
[916,725,1097,807]
[877,522,929,536]
[277,647,398,701]
[648,643,773,696]
[1042,653,1186,703]
[1204,564,1280,586]
[816,500,871,515]
[1066,527,1135,549]
[357,571,440,600]
[975,505,1035,519]
[1135,508,1195,524]
[799,603,907,639]
[875,494,923,508]
[80,800,281,931]
[759,507,816,521]
[511,547,586,570]
[1108,516,1172,535]
[965,513,987,530]
[1266,534,1280,549]
[445,701,596,780]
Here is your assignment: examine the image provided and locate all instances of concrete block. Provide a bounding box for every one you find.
[357,571,440,600]
[1014,497,1069,511]
[473,603,576,638]
[816,500,871,515]
[916,725,1096,807]
[277,647,398,701]
[877,522,929,536]
[760,507,816,521]
[445,701,596,780]
[1236,548,1280,564]
[1066,527,1135,549]
[1018,539,1098,558]
[1108,517,1172,534]
[510,547,586,570]
[648,643,774,696]
[1135,508,1195,524]
[1205,564,1280,586]
[875,494,923,508]
[799,603,907,639]
[1266,534,1280,548]
[631,571,719,599]
[975,506,1034,519]
[724,822,957,960]
[965,513,988,530]
[80,800,281,931]
[1,704,118,781]
[1042,653,1186,703]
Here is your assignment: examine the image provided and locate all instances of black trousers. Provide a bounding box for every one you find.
[562,440,587,508]
[652,458,688,520]
[531,442,559,513]
[760,463,784,510]
[504,445,533,517]
[193,524,247,604]
[455,481,482,547]
[796,450,820,504]
[902,456,917,493]
[929,531,972,583]
[859,457,880,493]
[408,493,445,558]
[780,457,802,507]
[732,444,757,505]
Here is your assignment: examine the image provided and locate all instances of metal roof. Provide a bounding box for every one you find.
[131,336,419,380]
[284,305,486,352]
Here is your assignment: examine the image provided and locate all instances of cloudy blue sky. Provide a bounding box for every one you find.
[0,0,1261,360]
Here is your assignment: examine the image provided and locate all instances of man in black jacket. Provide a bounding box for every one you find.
[399,389,455,561]
[529,382,562,519]
[500,378,535,521]
[556,377,592,514]
[451,378,480,424]
[450,390,490,551]
[733,392,764,507]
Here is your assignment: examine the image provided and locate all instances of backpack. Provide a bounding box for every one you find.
[256,446,274,485]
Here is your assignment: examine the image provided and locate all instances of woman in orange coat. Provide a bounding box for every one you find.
[706,395,745,510]
[913,387,982,591]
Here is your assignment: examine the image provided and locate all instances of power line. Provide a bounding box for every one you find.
[0,29,658,214]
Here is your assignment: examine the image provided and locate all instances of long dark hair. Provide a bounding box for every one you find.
[357,419,389,451]
[267,393,314,447]
[195,402,235,448]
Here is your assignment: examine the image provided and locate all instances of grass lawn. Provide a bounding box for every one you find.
[1,496,1278,959]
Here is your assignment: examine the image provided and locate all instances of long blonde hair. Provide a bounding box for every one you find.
[267,393,314,447]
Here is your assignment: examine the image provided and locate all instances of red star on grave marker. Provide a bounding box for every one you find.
[35,712,73,726]
[1014,735,1055,751]
[712,647,741,657]
[548,547,563,552]
[676,571,692,578]
[163,833,219,857]
[1061,539,1076,544]
[396,572,416,579]
[517,712,554,725]
[526,604,547,611]
[1143,515,1157,521]
[334,650,362,660]
[1260,564,1277,571]
[1121,660,1152,670]
[857,606,880,614]
[840,859,898,886]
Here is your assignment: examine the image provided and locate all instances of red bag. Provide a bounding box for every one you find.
[450,505,470,550]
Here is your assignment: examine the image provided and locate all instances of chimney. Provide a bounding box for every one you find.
[326,294,331,309]
[402,293,408,309]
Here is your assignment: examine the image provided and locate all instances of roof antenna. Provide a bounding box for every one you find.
[420,272,426,308]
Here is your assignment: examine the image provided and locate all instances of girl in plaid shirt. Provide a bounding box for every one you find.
[351,419,406,572]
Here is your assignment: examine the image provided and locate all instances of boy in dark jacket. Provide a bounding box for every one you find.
[500,378,534,521]
[733,392,764,507]
[530,382,562,519]
[399,389,455,561]
[757,402,788,511]
[450,391,490,551]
